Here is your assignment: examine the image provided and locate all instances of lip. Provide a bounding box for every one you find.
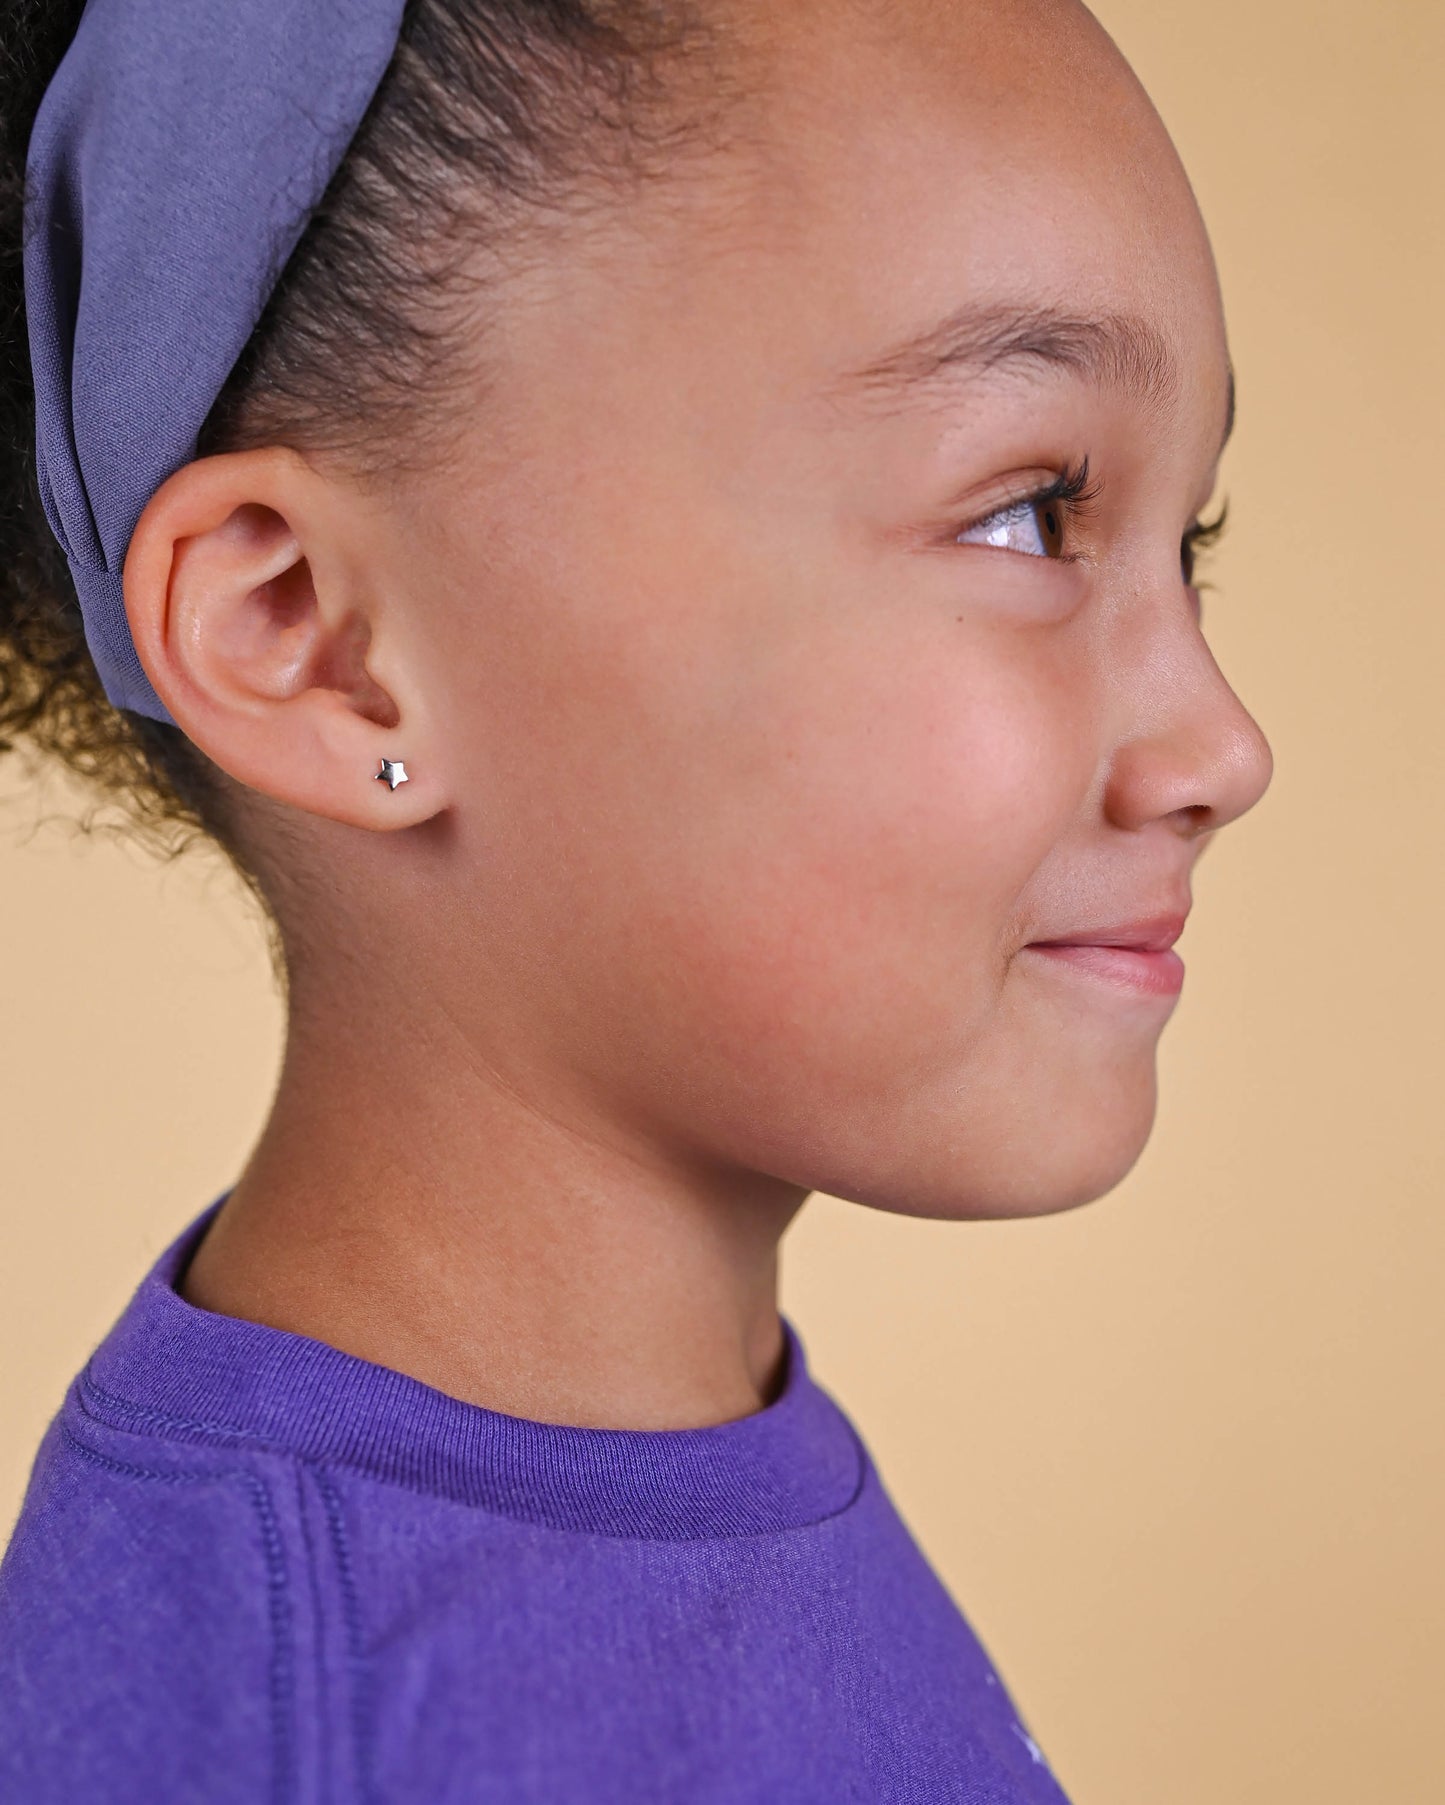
[1024,912,1189,998]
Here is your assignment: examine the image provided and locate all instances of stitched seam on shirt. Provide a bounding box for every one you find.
[312,1465,375,1805]
[60,1426,298,1805]
[295,1462,332,1805]
[82,1363,274,1445]
[78,1364,872,1542]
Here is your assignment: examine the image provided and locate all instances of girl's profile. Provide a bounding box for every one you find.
[0,0,1272,1799]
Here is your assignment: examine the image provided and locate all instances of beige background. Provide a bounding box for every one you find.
[3,3,1442,1800]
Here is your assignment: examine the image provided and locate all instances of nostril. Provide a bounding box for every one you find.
[1171,802,1214,838]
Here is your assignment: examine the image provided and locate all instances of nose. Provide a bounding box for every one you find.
[1102,598,1274,840]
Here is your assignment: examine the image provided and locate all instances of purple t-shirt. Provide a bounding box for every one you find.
[1,1196,1073,1803]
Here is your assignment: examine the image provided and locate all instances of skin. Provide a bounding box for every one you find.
[124,0,1273,1428]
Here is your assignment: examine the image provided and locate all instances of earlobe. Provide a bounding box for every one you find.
[122,447,446,832]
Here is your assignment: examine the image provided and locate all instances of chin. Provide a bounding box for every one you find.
[973,1132,1154,1221]
[833,1069,1161,1224]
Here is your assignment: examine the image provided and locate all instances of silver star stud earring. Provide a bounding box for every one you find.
[374,757,409,791]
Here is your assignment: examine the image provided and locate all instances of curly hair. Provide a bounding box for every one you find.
[1,0,726,964]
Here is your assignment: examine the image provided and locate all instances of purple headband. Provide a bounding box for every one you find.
[23,0,409,725]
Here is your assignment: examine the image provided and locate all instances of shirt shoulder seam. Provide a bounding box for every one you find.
[59,1423,300,1804]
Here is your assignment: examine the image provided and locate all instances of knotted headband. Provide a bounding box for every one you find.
[24,0,410,725]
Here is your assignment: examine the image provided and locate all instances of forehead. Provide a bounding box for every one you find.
[674,0,1227,405]
[471,0,1231,481]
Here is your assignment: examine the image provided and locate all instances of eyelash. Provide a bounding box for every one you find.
[1028,456,1103,534]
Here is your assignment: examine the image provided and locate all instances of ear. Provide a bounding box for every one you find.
[122,446,446,830]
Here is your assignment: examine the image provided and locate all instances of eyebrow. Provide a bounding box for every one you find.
[826,299,1235,454]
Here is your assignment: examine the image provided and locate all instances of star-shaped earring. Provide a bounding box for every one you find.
[374,757,409,791]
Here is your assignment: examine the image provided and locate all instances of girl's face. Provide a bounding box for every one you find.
[380,0,1273,1220]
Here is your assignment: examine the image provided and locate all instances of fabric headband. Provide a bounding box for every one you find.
[23,0,410,726]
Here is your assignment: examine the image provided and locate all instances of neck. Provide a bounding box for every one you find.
[181,960,808,1430]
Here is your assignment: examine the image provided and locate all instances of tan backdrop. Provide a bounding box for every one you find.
[3,3,1441,1800]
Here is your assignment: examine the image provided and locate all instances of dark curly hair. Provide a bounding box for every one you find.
[1,0,728,966]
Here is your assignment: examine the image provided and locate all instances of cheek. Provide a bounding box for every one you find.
[622,628,1098,1089]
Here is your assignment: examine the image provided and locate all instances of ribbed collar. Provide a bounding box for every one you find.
[81,1194,865,1540]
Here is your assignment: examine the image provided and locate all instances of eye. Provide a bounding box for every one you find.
[1182,500,1228,587]
[956,495,1067,559]
[954,458,1096,561]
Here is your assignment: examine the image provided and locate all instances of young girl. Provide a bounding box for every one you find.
[0,0,1273,1797]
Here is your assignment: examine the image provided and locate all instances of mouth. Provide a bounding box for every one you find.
[1023,912,1188,999]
